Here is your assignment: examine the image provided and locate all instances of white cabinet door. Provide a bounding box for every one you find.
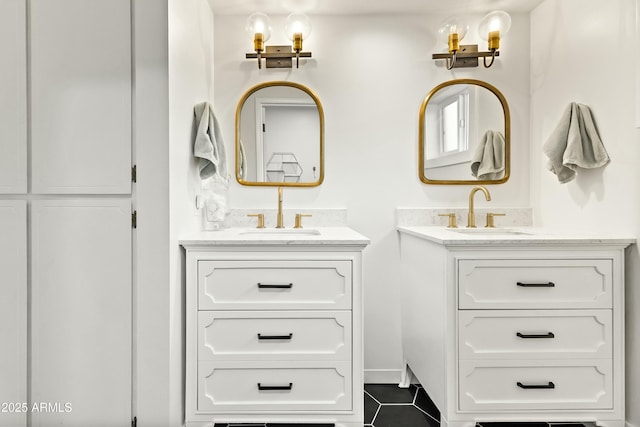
[0,201,26,427]
[31,200,131,426]
[30,0,131,194]
[0,0,27,194]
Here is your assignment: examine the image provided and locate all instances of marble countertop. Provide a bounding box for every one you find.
[397,226,636,247]
[180,226,370,247]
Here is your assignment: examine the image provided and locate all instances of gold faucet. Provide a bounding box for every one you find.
[276,187,284,228]
[247,213,265,228]
[467,186,491,228]
[294,213,312,229]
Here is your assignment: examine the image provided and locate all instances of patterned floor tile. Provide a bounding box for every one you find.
[374,404,439,427]
[364,384,440,427]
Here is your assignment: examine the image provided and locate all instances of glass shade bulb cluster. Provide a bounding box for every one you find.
[244,11,313,69]
[478,10,511,51]
[432,10,511,69]
[246,12,272,52]
[437,17,469,53]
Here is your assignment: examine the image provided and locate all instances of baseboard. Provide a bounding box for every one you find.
[363,369,404,384]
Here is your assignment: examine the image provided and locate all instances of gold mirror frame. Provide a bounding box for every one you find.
[235,81,325,187]
[418,79,510,185]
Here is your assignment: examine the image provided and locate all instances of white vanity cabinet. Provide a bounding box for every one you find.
[181,228,369,427]
[398,227,633,427]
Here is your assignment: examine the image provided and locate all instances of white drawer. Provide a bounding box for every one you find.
[459,359,613,411]
[197,361,352,412]
[198,260,352,310]
[198,311,351,361]
[458,259,612,309]
[459,310,612,360]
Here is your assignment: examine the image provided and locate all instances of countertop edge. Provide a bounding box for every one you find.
[180,240,370,248]
[179,227,371,248]
[397,226,636,247]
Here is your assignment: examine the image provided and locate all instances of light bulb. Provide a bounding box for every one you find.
[246,12,272,52]
[437,16,469,53]
[478,10,511,51]
[285,13,312,51]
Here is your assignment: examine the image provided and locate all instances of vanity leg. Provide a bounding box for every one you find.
[399,362,413,388]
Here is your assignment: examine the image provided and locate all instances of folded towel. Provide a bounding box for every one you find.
[470,130,505,180]
[543,102,610,184]
[194,102,229,183]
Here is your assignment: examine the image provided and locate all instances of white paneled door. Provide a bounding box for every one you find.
[0,0,27,194]
[0,1,135,425]
[31,200,132,426]
[0,201,27,427]
[30,0,131,194]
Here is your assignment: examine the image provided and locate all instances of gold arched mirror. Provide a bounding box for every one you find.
[419,79,510,185]
[235,81,324,187]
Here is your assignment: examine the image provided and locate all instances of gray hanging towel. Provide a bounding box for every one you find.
[193,102,229,182]
[470,130,505,180]
[542,102,610,184]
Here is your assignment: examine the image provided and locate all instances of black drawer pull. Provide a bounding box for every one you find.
[517,281,555,288]
[258,333,293,340]
[517,332,555,339]
[517,381,555,389]
[257,283,293,289]
[257,382,293,391]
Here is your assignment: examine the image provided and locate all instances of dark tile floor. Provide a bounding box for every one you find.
[365,383,439,427]
[365,384,597,427]
[212,384,597,427]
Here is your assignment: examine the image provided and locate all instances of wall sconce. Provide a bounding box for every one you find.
[432,11,511,70]
[245,12,312,69]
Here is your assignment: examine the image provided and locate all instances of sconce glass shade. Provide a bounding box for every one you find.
[285,13,312,51]
[246,12,272,51]
[478,10,511,51]
[437,17,469,53]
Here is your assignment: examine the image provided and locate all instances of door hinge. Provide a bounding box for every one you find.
[262,123,266,132]
[131,416,137,427]
[132,211,137,229]
[131,165,137,183]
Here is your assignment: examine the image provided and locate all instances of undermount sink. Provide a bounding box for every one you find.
[240,228,321,236]
[451,228,532,236]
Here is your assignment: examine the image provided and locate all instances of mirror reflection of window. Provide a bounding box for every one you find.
[419,79,510,185]
[425,86,473,169]
[440,91,469,155]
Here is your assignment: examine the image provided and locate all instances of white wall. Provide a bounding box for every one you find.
[530,0,640,425]
[168,0,214,423]
[214,13,531,380]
